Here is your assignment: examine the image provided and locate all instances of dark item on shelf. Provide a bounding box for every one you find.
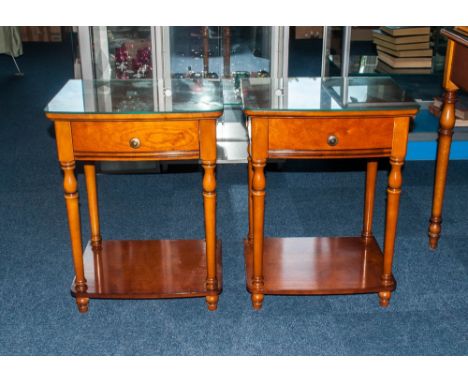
[171,71,219,80]
[233,71,250,91]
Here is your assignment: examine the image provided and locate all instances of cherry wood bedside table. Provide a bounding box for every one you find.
[45,79,223,313]
[241,77,419,309]
[428,27,468,249]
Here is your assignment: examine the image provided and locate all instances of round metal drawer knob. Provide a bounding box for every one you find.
[327,135,338,146]
[129,137,141,149]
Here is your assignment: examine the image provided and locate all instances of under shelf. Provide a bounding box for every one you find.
[72,239,222,299]
[244,236,395,295]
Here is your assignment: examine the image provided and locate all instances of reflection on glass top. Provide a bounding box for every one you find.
[241,77,419,111]
[45,79,223,114]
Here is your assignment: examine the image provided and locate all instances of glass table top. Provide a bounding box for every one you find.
[45,79,224,114]
[241,76,419,112]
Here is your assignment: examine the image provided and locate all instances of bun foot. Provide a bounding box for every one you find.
[206,295,219,311]
[428,218,441,250]
[76,296,89,313]
[251,293,264,310]
[429,237,439,250]
[379,291,391,308]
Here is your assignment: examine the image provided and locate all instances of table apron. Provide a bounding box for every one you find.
[70,120,201,159]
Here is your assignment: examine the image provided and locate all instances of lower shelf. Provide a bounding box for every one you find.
[244,236,395,295]
[72,239,222,299]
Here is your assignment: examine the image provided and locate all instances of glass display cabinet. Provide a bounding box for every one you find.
[76,26,289,162]
[74,26,450,164]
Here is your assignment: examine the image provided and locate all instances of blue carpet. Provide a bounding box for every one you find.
[1,40,468,355]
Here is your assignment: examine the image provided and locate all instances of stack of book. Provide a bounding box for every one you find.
[373,26,433,74]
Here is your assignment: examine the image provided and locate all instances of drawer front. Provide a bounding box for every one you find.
[268,118,394,157]
[71,121,200,158]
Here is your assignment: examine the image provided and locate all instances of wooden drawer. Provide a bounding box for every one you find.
[71,121,200,159]
[268,117,394,157]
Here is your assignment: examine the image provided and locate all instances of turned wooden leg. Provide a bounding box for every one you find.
[428,90,456,249]
[380,157,403,307]
[61,161,89,313]
[251,159,266,310]
[247,145,254,242]
[202,26,209,75]
[362,160,378,239]
[202,160,218,311]
[223,26,231,77]
[84,163,102,249]
[200,119,219,310]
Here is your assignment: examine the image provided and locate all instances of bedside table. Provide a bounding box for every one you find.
[45,79,223,312]
[241,76,419,309]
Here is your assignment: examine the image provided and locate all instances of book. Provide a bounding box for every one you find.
[377,51,432,68]
[373,29,430,44]
[377,46,433,58]
[375,60,432,74]
[381,26,431,37]
[372,38,431,51]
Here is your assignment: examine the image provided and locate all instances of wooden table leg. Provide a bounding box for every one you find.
[200,119,218,310]
[428,90,457,249]
[84,163,102,249]
[61,161,88,313]
[380,156,403,307]
[250,118,268,310]
[252,159,266,310]
[247,144,254,242]
[362,160,378,239]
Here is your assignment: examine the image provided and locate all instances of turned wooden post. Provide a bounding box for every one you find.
[223,26,231,78]
[362,160,378,239]
[200,119,218,311]
[380,118,409,307]
[54,120,88,313]
[428,35,462,249]
[202,26,209,75]
[250,118,268,310]
[84,163,102,248]
[252,159,266,309]
[61,161,89,313]
[428,90,457,249]
[247,143,254,242]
